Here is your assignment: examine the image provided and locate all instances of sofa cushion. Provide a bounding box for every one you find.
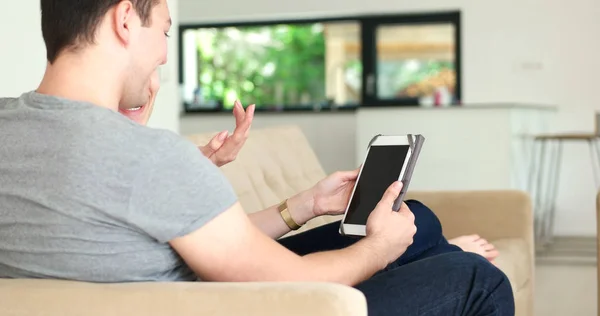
[491,238,532,293]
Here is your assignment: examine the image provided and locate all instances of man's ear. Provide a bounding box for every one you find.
[112,1,136,46]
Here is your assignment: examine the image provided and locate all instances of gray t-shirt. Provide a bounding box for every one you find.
[0,91,238,282]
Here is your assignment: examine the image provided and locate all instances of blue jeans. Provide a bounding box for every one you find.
[278,200,515,316]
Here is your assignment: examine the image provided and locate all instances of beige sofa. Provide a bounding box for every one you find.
[0,125,534,316]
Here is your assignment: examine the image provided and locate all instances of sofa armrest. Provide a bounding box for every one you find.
[406,190,533,242]
[0,279,367,316]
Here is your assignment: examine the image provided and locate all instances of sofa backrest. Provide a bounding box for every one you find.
[186,125,340,235]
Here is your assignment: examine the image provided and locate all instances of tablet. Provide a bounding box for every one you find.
[339,134,424,237]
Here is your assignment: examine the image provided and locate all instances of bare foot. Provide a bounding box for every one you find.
[449,234,499,265]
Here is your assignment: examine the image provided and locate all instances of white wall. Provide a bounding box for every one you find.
[0,2,46,97]
[148,0,180,133]
[0,0,180,133]
[179,0,600,236]
[178,0,594,106]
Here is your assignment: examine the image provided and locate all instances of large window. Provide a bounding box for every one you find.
[179,11,461,111]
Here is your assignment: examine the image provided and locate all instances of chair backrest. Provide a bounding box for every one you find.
[187,125,339,235]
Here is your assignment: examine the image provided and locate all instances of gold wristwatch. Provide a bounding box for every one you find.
[278,199,302,230]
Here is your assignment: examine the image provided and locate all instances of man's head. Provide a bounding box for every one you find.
[40,0,171,109]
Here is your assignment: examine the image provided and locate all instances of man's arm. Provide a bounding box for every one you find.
[169,202,386,286]
[246,190,315,239]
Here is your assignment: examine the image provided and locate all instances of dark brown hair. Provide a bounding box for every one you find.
[40,0,159,63]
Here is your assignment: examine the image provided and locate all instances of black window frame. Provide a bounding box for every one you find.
[178,10,462,113]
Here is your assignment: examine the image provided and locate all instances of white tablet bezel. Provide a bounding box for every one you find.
[339,135,413,237]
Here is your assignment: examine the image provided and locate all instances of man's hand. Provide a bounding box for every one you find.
[119,70,160,125]
[308,167,360,217]
[199,100,255,167]
[365,182,417,267]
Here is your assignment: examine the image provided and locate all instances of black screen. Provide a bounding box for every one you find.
[343,145,410,225]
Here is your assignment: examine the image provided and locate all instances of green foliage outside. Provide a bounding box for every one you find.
[378,60,455,98]
[190,23,455,108]
[398,60,454,86]
[194,24,326,109]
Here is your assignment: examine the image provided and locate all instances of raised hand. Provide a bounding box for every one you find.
[199,100,255,167]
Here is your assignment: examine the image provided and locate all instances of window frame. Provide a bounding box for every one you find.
[178,11,462,113]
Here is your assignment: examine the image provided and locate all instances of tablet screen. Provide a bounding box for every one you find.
[343,145,410,225]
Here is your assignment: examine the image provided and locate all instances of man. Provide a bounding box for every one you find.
[0,1,513,315]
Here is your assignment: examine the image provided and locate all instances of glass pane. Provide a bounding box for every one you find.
[376,24,456,105]
[181,22,360,110]
[323,21,362,107]
[181,24,325,110]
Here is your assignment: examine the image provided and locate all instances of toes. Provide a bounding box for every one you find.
[483,243,496,251]
[486,249,500,259]
[469,234,481,241]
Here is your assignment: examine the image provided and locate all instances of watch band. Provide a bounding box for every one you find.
[278,200,302,230]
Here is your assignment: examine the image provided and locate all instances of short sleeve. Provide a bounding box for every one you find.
[127,138,238,243]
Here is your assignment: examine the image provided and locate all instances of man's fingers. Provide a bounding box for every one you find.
[337,168,360,181]
[202,131,228,155]
[208,101,254,166]
[245,104,255,127]
[399,203,414,219]
[380,181,403,207]
[233,104,254,135]
[198,146,212,157]
[232,100,246,126]
[229,104,254,146]
[149,70,160,93]
[240,104,255,137]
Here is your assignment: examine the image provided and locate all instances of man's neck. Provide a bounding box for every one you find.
[36,53,123,111]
